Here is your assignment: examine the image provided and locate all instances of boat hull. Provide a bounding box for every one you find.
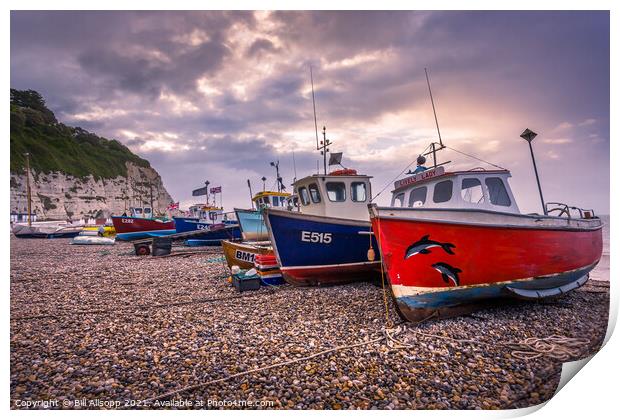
[12,222,83,239]
[264,209,381,286]
[370,207,603,321]
[111,216,175,241]
[71,236,116,245]
[222,240,273,269]
[13,230,82,239]
[235,208,269,241]
[173,217,242,244]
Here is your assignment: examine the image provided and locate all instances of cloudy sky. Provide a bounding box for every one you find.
[10,11,609,213]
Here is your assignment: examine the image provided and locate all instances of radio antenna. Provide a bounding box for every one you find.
[425,68,443,147]
[310,65,319,150]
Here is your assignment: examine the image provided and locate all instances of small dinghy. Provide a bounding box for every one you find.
[71,235,115,245]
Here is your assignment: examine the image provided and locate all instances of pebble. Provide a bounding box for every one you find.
[9,238,609,409]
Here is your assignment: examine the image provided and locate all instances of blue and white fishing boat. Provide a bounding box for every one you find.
[264,163,380,286]
[235,191,291,241]
[264,71,380,286]
[174,204,242,246]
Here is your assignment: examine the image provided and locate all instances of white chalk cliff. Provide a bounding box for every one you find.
[10,162,173,220]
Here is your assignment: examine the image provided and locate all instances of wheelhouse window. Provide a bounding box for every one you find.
[433,180,453,203]
[485,177,511,206]
[461,178,484,204]
[299,187,310,206]
[326,182,346,202]
[308,183,322,203]
[351,182,367,202]
[392,192,405,207]
[408,187,427,207]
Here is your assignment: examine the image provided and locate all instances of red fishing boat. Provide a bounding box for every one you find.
[369,141,603,322]
[111,207,175,241]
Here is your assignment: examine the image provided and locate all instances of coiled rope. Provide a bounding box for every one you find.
[505,335,591,361]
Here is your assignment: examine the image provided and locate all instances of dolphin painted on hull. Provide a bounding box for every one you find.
[432,262,462,286]
[404,235,456,259]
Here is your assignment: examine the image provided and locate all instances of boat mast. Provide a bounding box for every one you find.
[271,160,282,192]
[310,66,331,175]
[320,127,331,175]
[24,152,32,226]
[310,66,319,152]
[247,179,254,209]
[421,69,450,169]
[425,68,443,148]
[149,183,154,211]
[204,180,210,207]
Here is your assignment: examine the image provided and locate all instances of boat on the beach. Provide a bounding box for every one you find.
[264,163,380,286]
[235,162,292,242]
[12,220,84,239]
[369,148,603,322]
[173,205,241,245]
[111,206,175,241]
[71,235,115,245]
[235,190,291,241]
[222,239,273,270]
[263,71,381,286]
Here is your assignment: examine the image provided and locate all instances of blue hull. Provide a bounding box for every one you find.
[116,229,176,241]
[393,265,593,321]
[260,276,285,286]
[264,209,381,286]
[235,208,269,241]
[173,217,242,244]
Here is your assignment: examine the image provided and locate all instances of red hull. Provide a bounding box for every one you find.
[281,262,381,286]
[371,211,603,321]
[111,216,175,234]
[373,218,602,288]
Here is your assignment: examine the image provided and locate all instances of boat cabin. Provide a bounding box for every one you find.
[188,204,229,223]
[129,206,153,218]
[293,169,373,221]
[390,166,520,214]
[253,191,291,209]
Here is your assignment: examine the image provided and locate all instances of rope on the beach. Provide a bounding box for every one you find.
[504,335,591,361]
[385,325,590,362]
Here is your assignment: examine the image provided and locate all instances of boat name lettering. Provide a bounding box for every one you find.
[235,250,256,263]
[197,224,209,230]
[394,166,445,189]
[301,231,332,244]
[121,219,134,224]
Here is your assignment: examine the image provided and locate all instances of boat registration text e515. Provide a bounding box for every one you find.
[301,231,332,244]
